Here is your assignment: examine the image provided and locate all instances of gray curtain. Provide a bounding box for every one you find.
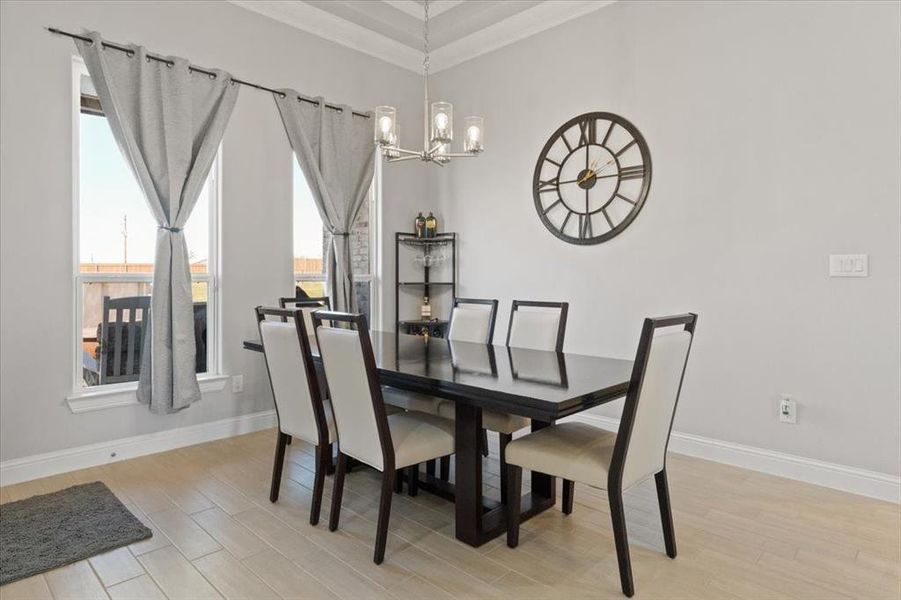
[76,32,238,413]
[274,92,375,312]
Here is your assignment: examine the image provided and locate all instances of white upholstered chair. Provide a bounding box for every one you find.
[470,300,568,501]
[256,306,335,526]
[382,297,499,416]
[505,313,698,597]
[279,295,330,337]
[313,311,456,564]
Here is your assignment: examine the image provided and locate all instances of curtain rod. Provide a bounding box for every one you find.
[47,27,372,119]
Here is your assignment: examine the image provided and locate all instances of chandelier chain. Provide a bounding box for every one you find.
[423,0,430,76]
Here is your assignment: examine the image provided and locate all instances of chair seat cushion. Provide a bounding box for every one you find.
[388,412,455,470]
[505,422,617,489]
[382,387,442,415]
[283,400,337,445]
[435,402,530,434]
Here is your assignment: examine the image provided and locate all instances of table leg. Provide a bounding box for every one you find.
[454,402,484,546]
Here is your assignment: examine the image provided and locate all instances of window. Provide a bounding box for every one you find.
[293,160,378,324]
[74,59,219,390]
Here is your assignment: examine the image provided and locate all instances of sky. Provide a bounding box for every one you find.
[79,114,209,264]
[79,114,324,265]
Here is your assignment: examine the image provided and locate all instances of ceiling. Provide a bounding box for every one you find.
[229,0,616,73]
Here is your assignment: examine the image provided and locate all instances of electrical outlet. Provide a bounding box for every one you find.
[779,395,797,424]
[232,375,244,393]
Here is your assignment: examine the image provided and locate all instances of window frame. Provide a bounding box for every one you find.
[69,57,224,408]
[292,157,381,329]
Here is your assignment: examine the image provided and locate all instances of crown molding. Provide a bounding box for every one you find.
[228,0,423,73]
[382,0,465,21]
[227,0,616,74]
[430,0,617,73]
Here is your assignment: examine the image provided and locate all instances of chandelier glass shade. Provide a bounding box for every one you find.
[374,0,483,165]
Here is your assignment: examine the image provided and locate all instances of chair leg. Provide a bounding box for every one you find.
[498,432,512,504]
[407,465,419,497]
[609,489,634,597]
[655,469,677,559]
[394,470,403,493]
[374,469,395,564]
[269,432,289,503]
[439,455,450,481]
[506,464,523,548]
[286,435,292,445]
[562,479,575,515]
[426,459,436,477]
[480,429,490,457]
[329,452,348,532]
[326,443,335,475]
[310,444,328,526]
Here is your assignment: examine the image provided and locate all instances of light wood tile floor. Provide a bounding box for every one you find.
[1,430,898,599]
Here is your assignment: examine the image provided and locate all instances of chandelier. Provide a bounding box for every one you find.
[374,0,484,165]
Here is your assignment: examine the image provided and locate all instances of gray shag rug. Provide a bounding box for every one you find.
[0,481,152,585]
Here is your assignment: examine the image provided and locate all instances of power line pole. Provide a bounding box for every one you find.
[121,214,128,267]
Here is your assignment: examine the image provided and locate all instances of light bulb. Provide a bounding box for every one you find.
[435,112,448,129]
[467,125,481,141]
[379,116,393,134]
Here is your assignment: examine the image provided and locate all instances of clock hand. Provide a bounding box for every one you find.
[555,171,622,187]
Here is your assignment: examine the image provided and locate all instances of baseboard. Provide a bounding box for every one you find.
[566,413,901,504]
[0,410,277,486]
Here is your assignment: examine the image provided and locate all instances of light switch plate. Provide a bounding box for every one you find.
[829,254,868,277]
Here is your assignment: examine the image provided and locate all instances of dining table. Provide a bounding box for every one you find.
[243,331,633,547]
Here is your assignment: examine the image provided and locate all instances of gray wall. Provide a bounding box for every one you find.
[0,0,425,462]
[428,0,901,475]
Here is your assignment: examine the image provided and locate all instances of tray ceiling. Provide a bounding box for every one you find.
[229,0,616,73]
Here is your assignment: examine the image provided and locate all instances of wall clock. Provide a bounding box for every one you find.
[532,112,651,245]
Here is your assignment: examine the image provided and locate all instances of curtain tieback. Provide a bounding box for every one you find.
[159,226,182,233]
[332,232,350,237]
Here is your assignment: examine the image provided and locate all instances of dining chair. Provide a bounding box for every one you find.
[279,295,330,332]
[440,300,568,499]
[382,297,499,417]
[255,306,335,526]
[504,313,698,597]
[313,310,456,564]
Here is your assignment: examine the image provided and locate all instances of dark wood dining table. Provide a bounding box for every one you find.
[244,331,633,547]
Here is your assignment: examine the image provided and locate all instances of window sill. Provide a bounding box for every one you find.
[66,375,229,414]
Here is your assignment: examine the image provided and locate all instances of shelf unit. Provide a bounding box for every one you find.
[395,232,456,337]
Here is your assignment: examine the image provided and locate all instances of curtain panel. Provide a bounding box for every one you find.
[75,32,238,413]
[274,93,375,312]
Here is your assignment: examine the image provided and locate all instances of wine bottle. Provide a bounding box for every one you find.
[425,212,438,238]
[421,296,431,319]
[414,212,426,238]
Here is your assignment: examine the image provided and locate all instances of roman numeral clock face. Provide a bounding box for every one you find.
[533,112,652,245]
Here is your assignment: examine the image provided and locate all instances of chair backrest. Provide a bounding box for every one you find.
[256,306,329,447]
[279,296,330,333]
[99,295,151,384]
[446,297,499,344]
[312,311,393,473]
[506,300,569,352]
[611,313,697,491]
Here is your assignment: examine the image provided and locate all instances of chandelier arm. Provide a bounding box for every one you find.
[387,146,424,157]
[387,154,421,163]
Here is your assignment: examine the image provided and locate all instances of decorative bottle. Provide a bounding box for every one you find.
[421,296,431,319]
[414,212,426,238]
[425,212,438,238]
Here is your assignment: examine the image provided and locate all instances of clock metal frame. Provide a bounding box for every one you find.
[532,111,652,246]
